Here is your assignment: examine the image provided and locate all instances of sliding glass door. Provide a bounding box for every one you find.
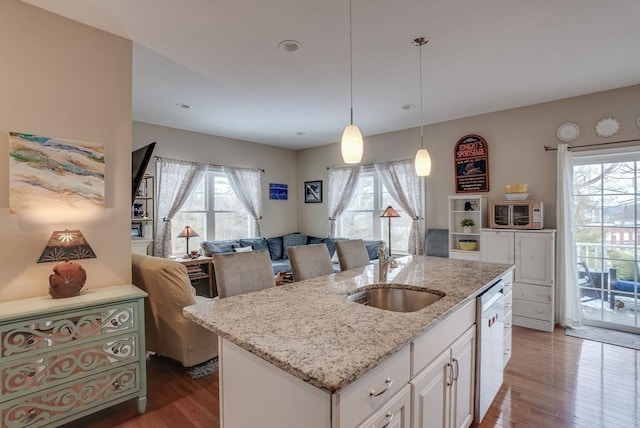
[573,148,639,333]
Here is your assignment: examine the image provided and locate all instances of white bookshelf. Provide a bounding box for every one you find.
[448,195,487,260]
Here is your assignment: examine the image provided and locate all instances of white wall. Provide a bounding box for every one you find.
[133,121,299,238]
[0,0,132,301]
[297,85,640,238]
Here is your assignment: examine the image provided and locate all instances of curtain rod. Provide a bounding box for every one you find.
[326,158,414,169]
[544,138,640,151]
[154,156,264,172]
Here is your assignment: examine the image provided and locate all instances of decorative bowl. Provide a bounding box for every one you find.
[458,240,478,251]
[505,184,528,194]
[504,193,529,201]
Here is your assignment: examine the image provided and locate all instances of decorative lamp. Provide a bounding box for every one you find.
[37,229,97,299]
[413,37,431,176]
[341,0,363,164]
[177,225,199,257]
[380,206,401,258]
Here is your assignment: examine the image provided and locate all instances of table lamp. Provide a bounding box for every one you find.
[380,205,401,258]
[178,225,199,258]
[37,229,97,299]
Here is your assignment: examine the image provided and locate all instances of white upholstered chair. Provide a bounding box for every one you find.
[287,243,334,281]
[213,249,276,298]
[335,239,371,271]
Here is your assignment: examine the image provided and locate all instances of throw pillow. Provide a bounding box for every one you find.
[240,238,269,252]
[282,233,308,259]
[235,246,253,253]
[267,237,283,260]
[201,240,240,256]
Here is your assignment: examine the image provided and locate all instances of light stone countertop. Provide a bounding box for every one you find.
[184,255,513,393]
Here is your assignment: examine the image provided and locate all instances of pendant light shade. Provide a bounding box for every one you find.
[414,148,431,176]
[341,0,363,164]
[342,124,363,164]
[413,37,431,176]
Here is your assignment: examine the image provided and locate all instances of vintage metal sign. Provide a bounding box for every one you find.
[454,134,489,193]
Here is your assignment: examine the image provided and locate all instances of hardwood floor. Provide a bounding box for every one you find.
[64,326,639,427]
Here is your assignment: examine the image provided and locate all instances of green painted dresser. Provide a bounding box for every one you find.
[0,285,147,428]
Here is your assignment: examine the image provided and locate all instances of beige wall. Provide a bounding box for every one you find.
[297,85,640,238]
[0,0,133,301]
[133,121,298,238]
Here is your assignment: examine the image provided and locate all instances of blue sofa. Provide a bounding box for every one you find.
[201,233,385,275]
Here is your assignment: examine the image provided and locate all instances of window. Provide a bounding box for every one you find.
[172,170,252,255]
[337,170,414,254]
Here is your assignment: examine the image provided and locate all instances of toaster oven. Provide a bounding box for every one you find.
[490,201,544,229]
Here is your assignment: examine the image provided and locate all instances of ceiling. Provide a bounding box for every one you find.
[24,0,640,150]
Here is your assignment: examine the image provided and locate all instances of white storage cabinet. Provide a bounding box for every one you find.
[480,229,556,332]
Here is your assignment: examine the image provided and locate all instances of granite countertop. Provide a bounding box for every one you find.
[184,255,513,393]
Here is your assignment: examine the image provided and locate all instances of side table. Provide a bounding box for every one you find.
[176,256,214,297]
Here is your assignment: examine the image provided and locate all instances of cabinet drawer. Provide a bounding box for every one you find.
[503,311,512,336]
[1,364,140,428]
[513,298,552,321]
[503,329,512,368]
[513,283,552,303]
[1,334,140,399]
[337,345,410,428]
[357,384,410,428]
[504,290,513,314]
[1,303,139,359]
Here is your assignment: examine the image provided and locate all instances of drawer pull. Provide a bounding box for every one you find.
[27,408,36,419]
[111,319,119,327]
[370,377,393,397]
[380,411,394,428]
[28,369,36,377]
[113,381,120,390]
[504,302,512,309]
[26,335,35,346]
[112,347,119,354]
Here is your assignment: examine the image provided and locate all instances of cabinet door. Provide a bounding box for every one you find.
[411,350,451,428]
[450,327,476,428]
[480,231,514,264]
[515,232,554,286]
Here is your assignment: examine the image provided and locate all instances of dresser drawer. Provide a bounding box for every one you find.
[503,310,512,336]
[337,345,410,428]
[1,333,140,399]
[503,329,512,368]
[1,303,139,359]
[513,298,552,321]
[1,363,140,428]
[513,282,552,304]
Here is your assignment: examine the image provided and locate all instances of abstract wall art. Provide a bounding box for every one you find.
[8,132,105,213]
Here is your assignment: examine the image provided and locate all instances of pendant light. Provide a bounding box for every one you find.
[341,0,363,164]
[413,37,431,176]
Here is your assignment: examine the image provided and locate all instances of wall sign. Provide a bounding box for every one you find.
[454,134,489,193]
[269,183,288,200]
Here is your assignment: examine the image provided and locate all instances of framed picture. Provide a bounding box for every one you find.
[269,183,288,200]
[304,180,322,203]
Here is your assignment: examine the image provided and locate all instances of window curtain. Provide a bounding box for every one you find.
[223,166,263,237]
[154,157,207,258]
[556,144,582,327]
[374,159,424,255]
[327,166,362,237]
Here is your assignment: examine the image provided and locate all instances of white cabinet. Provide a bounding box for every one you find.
[411,326,475,428]
[480,229,556,332]
[448,196,487,261]
[502,272,513,367]
[357,385,411,428]
[0,286,148,428]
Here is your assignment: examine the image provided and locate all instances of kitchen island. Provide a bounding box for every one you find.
[184,255,513,427]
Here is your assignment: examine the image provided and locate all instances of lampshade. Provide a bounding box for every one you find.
[177,225,199,238]
[414,148,432,176]
[413,37,431,177]
[380,206,401,218]
[38,229,96,263]
[341,124,363,164]
[38,229,96,299]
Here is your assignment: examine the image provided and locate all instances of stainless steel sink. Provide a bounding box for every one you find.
[347,286,444,312]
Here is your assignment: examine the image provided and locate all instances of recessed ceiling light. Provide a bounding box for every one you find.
[296,132,307,136]
[176,103,191,109]
[401,104,415,110]
[278,40,302,52]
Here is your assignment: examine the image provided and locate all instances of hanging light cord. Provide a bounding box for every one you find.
[419,39,424,149]
[349,0,354,125]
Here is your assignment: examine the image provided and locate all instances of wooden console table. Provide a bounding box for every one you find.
[176,256,214,297]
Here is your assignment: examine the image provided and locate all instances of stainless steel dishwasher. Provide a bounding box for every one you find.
[475,278,505,423]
